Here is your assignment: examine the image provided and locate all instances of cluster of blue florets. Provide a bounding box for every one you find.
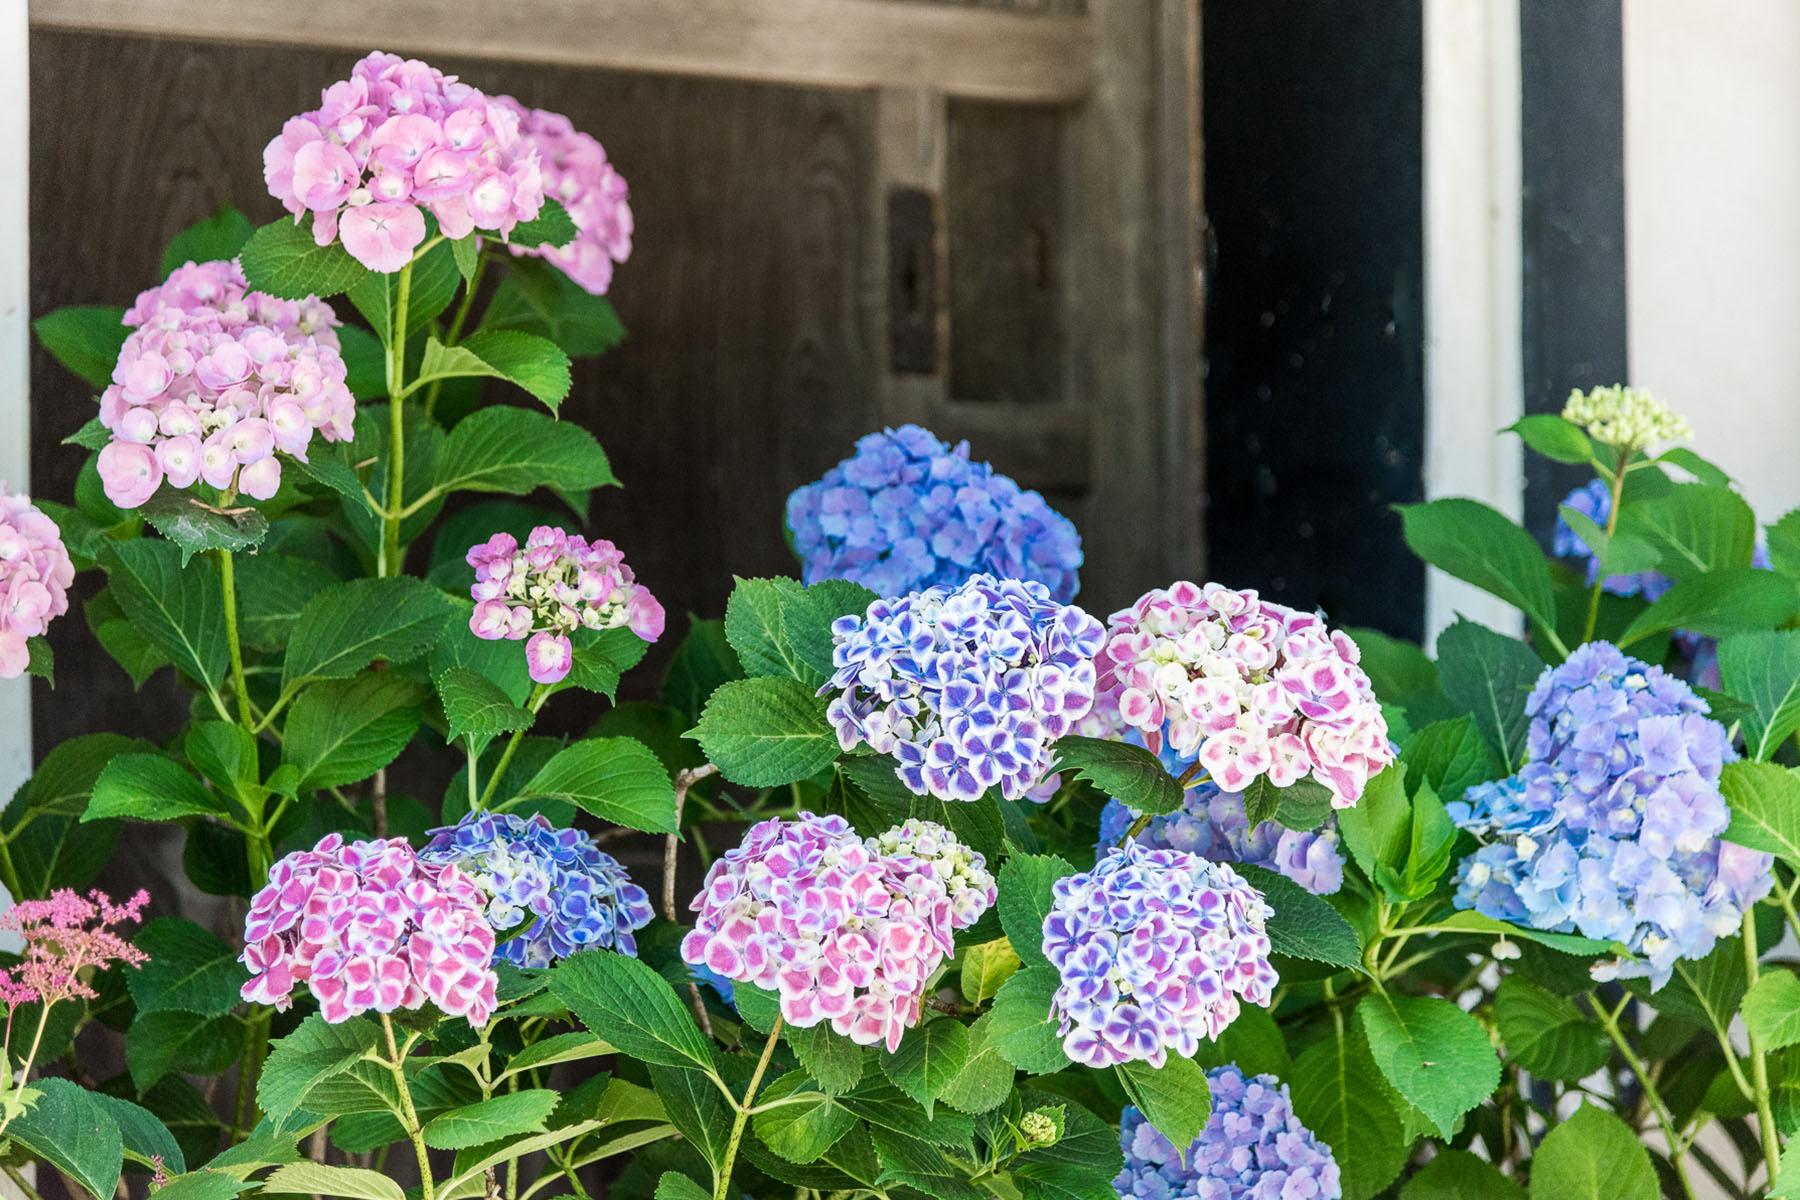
[420,811,655,967]
[786,424,1083,602]
[1553,480,1673,601]
[1116,1066,1341,1200]
[1099,783,1344,896]
[1449,642,1774,987]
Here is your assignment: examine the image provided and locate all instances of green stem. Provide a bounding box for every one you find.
[1592,993,1697,1200]
[714,1017,783,1200]
[1580,449,1631,645]
[230,1009,271,1142]
[3,1163,46,1200]
[382,1014,436,1200]
[424,253,487,420]
[1743,912,1783,1187]
[220,549,255,729]
[380,261,415,578]
[475,687,548,811]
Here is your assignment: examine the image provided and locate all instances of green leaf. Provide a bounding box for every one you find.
[1400,1149,1524,1199]
[264,1162,405,1200]
[1234,864,1361,968]
[662,617,744,725]
[34,305,129,388]
[1398,498,1558,633]
[1622,482,1758,578]
[987,966,1069,1075]
[450,234,480,281]
[438,667,531,748]
[9,1076,125,1200]
[481,256,626,358]
[1618,567,1800,648]
[347,239,460,344]
[24,635,52,685]
[256,1014,380,1120]
[149,1174,250,1200]
[647,1063,731,1173]
[1117,1055,1211,1148]
[433,404,617,499]
[868,1127,985,1200]
[1770,509,1800,582]
[1435,618,1542,771]
[127,1009,246,1090]
[136,493,269,564]
[960,937,1022,1005]
[1526,1102,1657,1200]
[936,1013,1017,1116]
[653,1173,712,1200]
[186,721,258,799]
[1493,975,1609,1081]
[883,1018,970,1114]
[416,331,573,414]
[85,753,231,823]
[422,1089,561,1150]
[550,949,713,1071]
[1717,630,1800,761]
[1337,764,1411,883]
[102,539,227,691]
[239,215,368,299]
[753,1072,858,1164]
[1425,910,1616,957]
[282,576,452,689]
[1508,414,1595,465]
[513,737,677,832]
[233,555,342,652]
[789,1022,868,1095]
[510,198,579,249]
[561,625,651,702]
[1402,716,1503,808]
[162,205,254,277]
[689,676,838,788]
[128,918,249,1018]
[1557,504,1662,582]
[1721,761,1800,868]
[1743,971,1800,1051]
[1658,445,1734,488]
[282,673,426,791]
[998,854,1074,970]
[725,576,819,683]
[1358,993,1499,1137]
[91,1090,189,1173]
[1052,736,1184,816]
[2,733,137,897]
[1288,1026,1408,1200]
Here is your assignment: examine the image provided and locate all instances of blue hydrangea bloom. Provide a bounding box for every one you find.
[786,424,1083,601]
[1116,1066,1341,1200]
[1450,642,1774,987]
[690,961,735,1006]
[420,812,654,968]
[1553,480,1673,601]
[1099,784,1344,896]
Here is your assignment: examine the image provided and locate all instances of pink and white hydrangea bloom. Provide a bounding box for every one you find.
[466,526,664,685]
[265,52,546,272]
[496,98,632,294]
[865,818,998,930]
[240,833,499,1027]
[681,813,993,1052]
[1090,581,1393,807]
[96,259,353,509]
[0,484,75,679]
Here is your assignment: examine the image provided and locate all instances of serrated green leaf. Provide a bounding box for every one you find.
[997,854,1074,970]
[102,539,228,691]
[1400,1149,1524,1199]
[961,937,1022,1005]
[1618,568,1800,648]
[725,576,817,683]
[1721,761,1800,868]
[512,737,677,832]
[128,918,249,1018]
[1117,1055,1211,1148]
[422,1089,560,1150]
[869,1125,985,1200]
[937,1012,1017,1115]
[138,492,269,564]
[416,331,572,414]
[91,1090,188,1173]
[753,1071,858,1164]
[85,753,231,823]
[1718,630,1800,761]
[481,256,626,358]
[1621,481,1757,579]
[1288,1026,1408,1200]
[1399,498,1558,634]
[789,1021,867,1095]
[256,1015,380,1120]
[1743,970,1800,1051]
[1235,863,1361,968]
[233,554,342,651]
[238,216,368,300]
[34,305,129,388]
[1508,414,1595,465]
[127,1009,246,1091]
[1402,716,1504,808]
[1336,764,1410,883]
[689,676,838,788]
[162,205,254,277]
[987,966,1068,1075]
[1493,975,1609,1081]
[1190,1005,1291,1079]
[1052,736,1184,816]
[282,673,425,791]
[1435,618,1542,771]
[9,1076,125,1200]
[550,949,713,1071]
[647,1062,731,1172]
[264,1162,404,1200]
[882,1018,970,1113]
[438,667,531,749]
[433,404,616,498]
[282,576,452,689]
[662,617,743,725]
[1526,1102,1657,1199]
[1358,993,1500,1138]
[510,198,578,250]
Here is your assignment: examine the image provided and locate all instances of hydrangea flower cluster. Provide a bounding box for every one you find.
[1116,1067,1342,1200]
[420,812,654,968]
[1449,642,1775,987]
[95,259,353,509]
[0,485,74,680]
[1091,582,1392,806]
[1562,385,1691,453]
[467,526,665,685]
[1553,479,1673,601]
[786,425,1083,601]
[1043,842,1275,1068]
[865,818,998,927]
[498,98,632,295]
[824,574,1105,803]
[1099,781,1345,896]
[240,833,499,1026]
[264,52,545,273]
[0,889,148,1015]
[680,812,992,1052]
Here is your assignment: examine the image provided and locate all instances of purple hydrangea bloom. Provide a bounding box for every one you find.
[420,812,654,968]
[1099,781,1345,896]
[1116,1066,1341,1200]
[1451,642,1775,987]
[786,424,1083,601]
[1043,843,1276,1068]
[824,574,1105,803]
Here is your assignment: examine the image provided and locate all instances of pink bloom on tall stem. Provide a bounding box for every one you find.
[0,889,149,1069]
[0,484,75,679]
[496,97,633,294]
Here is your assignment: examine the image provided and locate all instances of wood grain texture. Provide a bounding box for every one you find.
[29,0,1093,102]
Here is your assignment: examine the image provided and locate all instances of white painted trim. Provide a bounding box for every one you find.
[1422,0,1525,649]
[0,2,29,817]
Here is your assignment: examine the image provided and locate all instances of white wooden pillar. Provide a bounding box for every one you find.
[0,4,29,807]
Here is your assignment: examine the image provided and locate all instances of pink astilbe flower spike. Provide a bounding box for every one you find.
[0,484,74,680]
[0,889,149,1035]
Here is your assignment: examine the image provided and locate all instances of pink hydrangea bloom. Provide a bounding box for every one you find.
[266,52,546,272]
[96,259,353,509]
[681,813,992,1052]
[0,485,74,679]
[0,888,148,1017]
[495,98,632,294]
[1090,582,1393,807]
[466,526,664,685]
[240,833,498,1028]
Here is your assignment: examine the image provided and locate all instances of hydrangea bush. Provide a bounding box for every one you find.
[10,49,1800,1200]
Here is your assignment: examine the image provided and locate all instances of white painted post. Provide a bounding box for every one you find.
[1422,0,1525,649]
[0,2,29,809]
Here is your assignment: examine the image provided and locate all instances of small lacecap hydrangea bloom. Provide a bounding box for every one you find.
[0,484,75,680]
[1116,1066,1342,1200]
[1449,642,1774,988]
[241,833,499,1027]
[419,811,653,967]
[824,574,1104,803]
[1100,780,1345,896]
[96,259,353,509]
[0,888,149,1016]
[786,425,1083,601]
[1089,582,1392,808]
[496,98,631,295]
[264,52,545,272]
[865,817,998,928]
[1562,385,1692,455]
[680,812,994,1052]
[467,526,665,685]
[1043,842,1275,1069]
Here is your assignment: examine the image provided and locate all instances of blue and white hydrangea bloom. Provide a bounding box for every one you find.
[1116,1067,1341,1200]
[786,424,1083,602]
[1449,642,1774,987]
[420,812,655,967]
